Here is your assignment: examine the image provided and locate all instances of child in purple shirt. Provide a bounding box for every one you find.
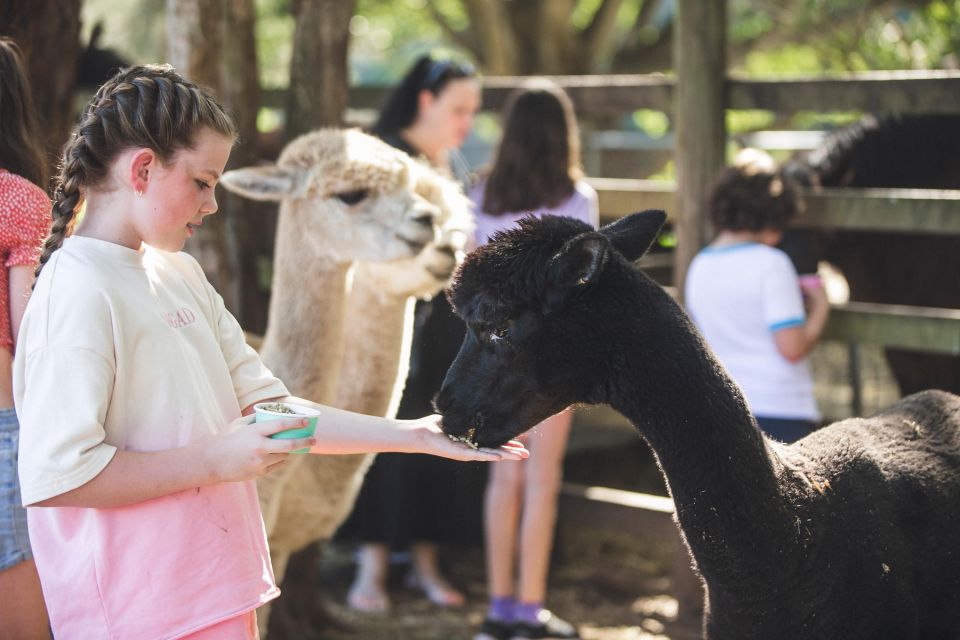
[470,79,598,640]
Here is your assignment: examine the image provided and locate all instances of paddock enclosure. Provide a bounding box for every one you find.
[264,0,960,625]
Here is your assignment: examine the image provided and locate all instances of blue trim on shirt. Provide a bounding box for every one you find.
[769,317,805,332]
[701,242,760,254]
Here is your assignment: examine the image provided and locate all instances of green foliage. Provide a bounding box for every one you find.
[78,1,960,93]
[256,0,295,89]
[81,0,165,63]
[631,109,670,138]
[353,0,460,83]
[790,110,863,130]
[742,44,827,74]
[731,0,960,73]
[726,109,776,134]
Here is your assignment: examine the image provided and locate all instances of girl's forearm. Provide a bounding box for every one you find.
[34,444,218,508]
[278,395,419,454]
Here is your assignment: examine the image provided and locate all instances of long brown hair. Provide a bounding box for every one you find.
[482,79,582,216]
[34,64,236,283]
[0,37,47,187]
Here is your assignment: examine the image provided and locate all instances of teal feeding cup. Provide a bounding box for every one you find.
[254,402,319,453]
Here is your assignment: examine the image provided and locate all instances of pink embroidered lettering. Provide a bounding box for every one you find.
[165,307,198,329]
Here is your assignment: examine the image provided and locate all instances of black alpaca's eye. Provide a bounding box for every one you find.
[335,189,369,205]
[490,326,510,341]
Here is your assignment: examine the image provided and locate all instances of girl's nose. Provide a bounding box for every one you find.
[202,197,219,215]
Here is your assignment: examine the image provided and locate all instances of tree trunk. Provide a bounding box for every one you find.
[0,0,83,183]
[460,0,518,75]
[166,0,234,307]
[222,0,272,332]
[286,0,356,139]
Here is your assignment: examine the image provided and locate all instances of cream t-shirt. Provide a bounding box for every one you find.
[14,236,289,639]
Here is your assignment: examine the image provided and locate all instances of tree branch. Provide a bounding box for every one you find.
[581,0,627,60]
[425,0,482,60]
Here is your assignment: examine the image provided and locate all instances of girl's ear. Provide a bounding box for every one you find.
[129,148,156,194]
[418,89,435,115]
[219,165,310,202]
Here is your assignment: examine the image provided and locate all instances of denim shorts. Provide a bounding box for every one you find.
[0,407,32,571]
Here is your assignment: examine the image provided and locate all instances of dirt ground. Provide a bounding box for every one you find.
[300,343,899,640]
[309,430,697,640]
[317,526,702,640]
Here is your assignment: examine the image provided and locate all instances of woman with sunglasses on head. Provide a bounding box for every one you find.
[345,55,483,613]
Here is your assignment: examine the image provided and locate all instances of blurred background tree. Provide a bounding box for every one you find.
[6,0,959,329]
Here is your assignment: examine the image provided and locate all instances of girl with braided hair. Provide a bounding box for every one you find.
[13,64,526,639]
[0,36,52,640]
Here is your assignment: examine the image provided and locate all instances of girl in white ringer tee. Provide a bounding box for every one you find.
[685,149,830,443]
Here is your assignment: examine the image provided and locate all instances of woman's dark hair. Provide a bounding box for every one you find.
[34,63,236,283]
[0,38,48,188]
[482,79,582,217]
[371,55,476,138]
[709,149,800,232]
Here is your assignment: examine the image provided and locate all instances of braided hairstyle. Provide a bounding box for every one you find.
[34,64,236,283]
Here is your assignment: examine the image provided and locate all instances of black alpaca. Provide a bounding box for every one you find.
[436,211,960,640]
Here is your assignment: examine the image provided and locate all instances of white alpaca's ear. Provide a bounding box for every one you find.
[220,165,309,201]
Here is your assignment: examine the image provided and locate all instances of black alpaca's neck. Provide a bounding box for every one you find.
[598,268,796,591]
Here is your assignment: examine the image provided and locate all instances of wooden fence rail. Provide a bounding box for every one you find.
[588,178,960,236]
[264,70,960,117]
[559,482,704,610]
[585,178,960,355]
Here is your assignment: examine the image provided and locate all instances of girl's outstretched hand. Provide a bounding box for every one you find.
[405,415,529,462]
[209,414,317,483]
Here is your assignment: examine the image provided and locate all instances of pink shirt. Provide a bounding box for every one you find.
[0,169,50,352]
[469,179,600,246]
[28,482,277,638]
[16,238,288,639]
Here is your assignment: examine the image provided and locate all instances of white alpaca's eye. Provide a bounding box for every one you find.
[335,189,369,205]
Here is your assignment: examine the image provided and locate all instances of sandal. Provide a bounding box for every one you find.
[511,609,579,639]
[404,570,466,607]
[345,582,391,613]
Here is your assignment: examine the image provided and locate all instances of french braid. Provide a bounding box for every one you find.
[34,64,235,283]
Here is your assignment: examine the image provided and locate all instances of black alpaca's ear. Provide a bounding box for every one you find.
[546,233,610,309]
[599,209,667,262]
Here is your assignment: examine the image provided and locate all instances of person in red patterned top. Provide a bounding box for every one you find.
[0,36,53,639]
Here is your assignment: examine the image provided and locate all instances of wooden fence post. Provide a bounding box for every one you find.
[673,0,727,301]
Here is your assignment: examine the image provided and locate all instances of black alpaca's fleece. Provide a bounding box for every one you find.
[440,213,960,639]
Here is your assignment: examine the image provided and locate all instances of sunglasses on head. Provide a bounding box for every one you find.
[423,59,475,91]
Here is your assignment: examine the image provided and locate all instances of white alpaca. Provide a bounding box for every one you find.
[267,162,472,562]
[221,134,471,635]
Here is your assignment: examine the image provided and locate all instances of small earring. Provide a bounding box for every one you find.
[136,189,144,198]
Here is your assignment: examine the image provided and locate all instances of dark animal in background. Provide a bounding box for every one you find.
[77,23,128,91]
[781,114,960,395]
[437,211,960,639]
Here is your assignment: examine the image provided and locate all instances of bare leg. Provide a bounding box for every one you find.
[516,410,573,603]
[0,558,50,640]
[410,541,465,606]
[483,454,524,599]
[347,543,391,612]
